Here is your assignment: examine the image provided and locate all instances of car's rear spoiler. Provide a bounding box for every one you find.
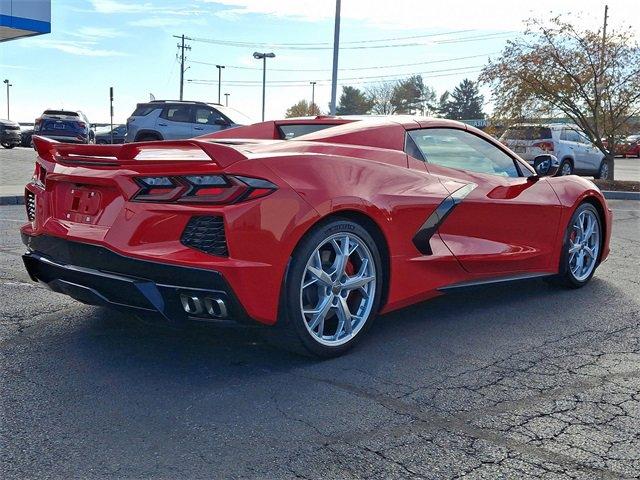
[32,136,247,168]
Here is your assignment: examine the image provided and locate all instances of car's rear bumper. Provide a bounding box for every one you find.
[22,233,251,325]
[35,133,88,143]
[1,132,21,145]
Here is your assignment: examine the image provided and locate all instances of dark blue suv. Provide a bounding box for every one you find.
[33,110,92,144]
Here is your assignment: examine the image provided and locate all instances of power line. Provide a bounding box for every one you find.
[185,30,515,50]
[188,67,484,88]
[188,64,484,85]
[188,52,498,73]
[183,28,476,48]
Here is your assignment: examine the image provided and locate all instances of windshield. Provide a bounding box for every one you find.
[213,105,254,125]
[500,126,552,141]
[278,124,339,140]
[43,110,79,117]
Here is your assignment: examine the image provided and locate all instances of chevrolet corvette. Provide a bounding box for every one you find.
[22,117,612,357]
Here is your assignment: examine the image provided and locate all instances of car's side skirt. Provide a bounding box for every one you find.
[438,271,555,291]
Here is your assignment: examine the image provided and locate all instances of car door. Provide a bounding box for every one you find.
[576,131,602,173]
[192,106,230,136]
[407,127,563,275]
[155,105,194,139]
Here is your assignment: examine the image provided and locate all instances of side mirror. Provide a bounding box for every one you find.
[214,118,230,126]
[533,154,560,177]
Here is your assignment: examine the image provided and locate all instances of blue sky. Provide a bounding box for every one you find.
[1,0,634,123]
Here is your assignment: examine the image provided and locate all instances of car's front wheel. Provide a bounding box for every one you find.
[1,142,15,149]
[553,203,602,288]
[596,159,611,180]
[275,219,383,357]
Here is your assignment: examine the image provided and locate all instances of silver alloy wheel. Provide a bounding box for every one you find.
[568,210,600,282]
[300,232,376,347]
[560,161,573,175]
[599,161,610,180]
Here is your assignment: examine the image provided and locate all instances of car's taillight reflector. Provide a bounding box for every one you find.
[132,175,277,204]
[134,148,211,161]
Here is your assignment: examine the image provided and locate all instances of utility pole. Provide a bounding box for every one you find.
[224,93,230,107]
[174,34,191,100]
[3,79,11,120]
[329,0,341,115]
[310,81,316,112]
[109,87,114,144]
[216,65,225,104]
[253,52,275,121]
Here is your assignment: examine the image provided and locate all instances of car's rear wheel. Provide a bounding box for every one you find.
[2,142,15,149]
[558,159,573,176]
[596,159,611,180]
[553,203,602,288]
[274,219,383,357]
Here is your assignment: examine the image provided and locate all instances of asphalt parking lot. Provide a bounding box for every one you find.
[1,200,639,479]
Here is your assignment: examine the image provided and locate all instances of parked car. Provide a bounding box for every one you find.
[618,134,640,158]
[33,109,92,144]
[20,126,34,147]
[95,124,126,144]
[0,119,22,148]
[125,100,251,142]
[500,123,609,179]
[23,116,611,357]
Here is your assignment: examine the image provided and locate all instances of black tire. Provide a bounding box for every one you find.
[2,143,15,149]
[557,158,573,176]
[268,218,384,357]
[135,133,162,142]
[549,203,602,289]
[595,159,611,180]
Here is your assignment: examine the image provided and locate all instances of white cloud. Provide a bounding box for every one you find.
[75,26,126,38]
[129,16,206,27]
[88,0,152,14]
[30,39,128,57]
[204,0,637,31]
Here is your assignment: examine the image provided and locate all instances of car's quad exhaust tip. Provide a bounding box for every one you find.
[179,293,229,321]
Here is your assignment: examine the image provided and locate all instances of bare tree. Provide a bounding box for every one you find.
[481,13,640,176]
[367,82,396,115]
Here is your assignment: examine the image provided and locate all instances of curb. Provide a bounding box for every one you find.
[602,190,640,201]
[0,195,24,206]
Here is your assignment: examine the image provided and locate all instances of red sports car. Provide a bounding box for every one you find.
[22,117,612,357]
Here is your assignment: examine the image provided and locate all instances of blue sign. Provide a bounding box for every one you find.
[0,0,51,42]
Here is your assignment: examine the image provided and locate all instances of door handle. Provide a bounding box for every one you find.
[194,127,204,130]
[158,123,167,126]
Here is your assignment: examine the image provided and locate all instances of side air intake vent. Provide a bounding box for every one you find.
[25,191,36,221]
[181,216,228,257]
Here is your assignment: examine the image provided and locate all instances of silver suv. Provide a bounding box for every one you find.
[500,123,609,179]
[125,100,251,142]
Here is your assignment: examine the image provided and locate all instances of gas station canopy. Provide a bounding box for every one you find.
[0,0,51,42]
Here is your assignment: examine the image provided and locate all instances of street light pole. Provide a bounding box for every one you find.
[224,93,230,107]
[3,79,11,120]
[310,81,316,112]
[216,65,225,104]
[329,0,341,115]
[253,52,275,121]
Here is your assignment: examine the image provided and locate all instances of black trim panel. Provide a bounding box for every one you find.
[412,183,477,255]
[21,234,251,324]
[438,272,554,291]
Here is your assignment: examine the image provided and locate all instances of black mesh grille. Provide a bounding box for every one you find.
[25,191,36,221]
[181,216,228,256]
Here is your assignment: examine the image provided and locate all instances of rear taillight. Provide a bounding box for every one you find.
[532,141,554,152]
[75,121,87,129]
[132,175,277,204]
[34,118,42,131]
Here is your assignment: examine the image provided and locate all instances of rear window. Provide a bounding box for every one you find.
[278,124,338,140]
[500,126,552,141]
[131,105,157,116]
[43,110,79,117]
